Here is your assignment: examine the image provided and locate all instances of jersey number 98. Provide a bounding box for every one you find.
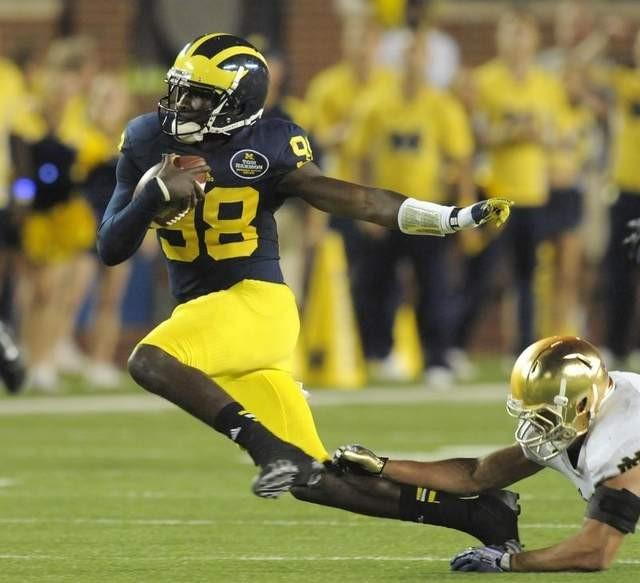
[157,186,258,262]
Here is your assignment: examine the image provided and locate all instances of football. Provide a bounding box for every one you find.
[133,155,207,228]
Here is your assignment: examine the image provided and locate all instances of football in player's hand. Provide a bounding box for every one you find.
[133,154,207,228]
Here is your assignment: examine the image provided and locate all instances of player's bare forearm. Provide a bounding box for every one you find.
[383,458,483,494]
[510,520,624,572]
[301,177,403,228]
[277,162,403,228]
[383,445,541,495]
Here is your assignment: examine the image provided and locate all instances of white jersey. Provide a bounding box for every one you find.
[522,371,640,500]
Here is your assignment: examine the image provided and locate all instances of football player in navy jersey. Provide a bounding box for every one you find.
[98,33,518,541]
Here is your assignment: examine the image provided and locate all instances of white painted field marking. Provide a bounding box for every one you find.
[199,555,449,562]
[0,553,638,565]
[0,385,507,416]
[0,517,582,529]
[0,554,59,560]
[173,556,640,565]
[0,394,173,416]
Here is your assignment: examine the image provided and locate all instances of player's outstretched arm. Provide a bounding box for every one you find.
[452,466,640,573]
[506,518,625,572]
[334,443,541,495]
[277,162,512,236]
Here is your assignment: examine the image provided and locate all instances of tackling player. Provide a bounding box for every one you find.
[335,336,640,572]
[97,33,511,504]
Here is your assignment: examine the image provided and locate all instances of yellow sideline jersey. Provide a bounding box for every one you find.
[20,94,98,263]
[56,95,106,180]
[346,86,472,202]
[0,59,44,207]
[607,67,640,192]
[549,100,593,188]
[305,63,395,181]
[475,59,563,206]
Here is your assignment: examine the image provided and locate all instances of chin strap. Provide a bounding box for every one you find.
[173,120,205,143]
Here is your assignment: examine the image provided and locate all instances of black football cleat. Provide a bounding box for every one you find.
[473,489,521,546]
[0,321,26,394]
[252,447,324,499]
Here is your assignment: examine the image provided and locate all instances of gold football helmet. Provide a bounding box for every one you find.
[507,336,612,461]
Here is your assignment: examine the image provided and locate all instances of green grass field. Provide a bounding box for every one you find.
[1,381,639,582]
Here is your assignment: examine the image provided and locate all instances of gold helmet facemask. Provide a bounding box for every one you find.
[507,336,612,462]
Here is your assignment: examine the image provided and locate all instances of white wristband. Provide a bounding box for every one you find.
[155,176,171,202]
[499,552,512,571]
[397,198,455,236]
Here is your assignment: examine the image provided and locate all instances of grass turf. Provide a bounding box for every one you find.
[0,387,639,582]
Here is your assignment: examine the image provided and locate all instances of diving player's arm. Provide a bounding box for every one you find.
[508,466,640,572]
[384,444,541,494]
[276,162,512,236]
[97,153,165,266]
[334,443,541,495]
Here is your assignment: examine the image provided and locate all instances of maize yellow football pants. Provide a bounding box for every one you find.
[139,279,329,461]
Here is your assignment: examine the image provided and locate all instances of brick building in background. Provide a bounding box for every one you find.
[1,1,637,96]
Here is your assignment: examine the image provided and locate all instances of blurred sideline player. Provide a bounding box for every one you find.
[346,31,473,387]
[595,30,640,365]
[49,37,111,377]
[97,32,518,547]
[452,10,563,358]
[78,74,134,388]
[0,56,28,393]
[13,39,97,391]
[336,336,640,572]
[537,1,605,339]
[374,0,460,89]
[304,10,394,265]
[542,67,594,336]
[305,10,392,184]
[538,0,597,73]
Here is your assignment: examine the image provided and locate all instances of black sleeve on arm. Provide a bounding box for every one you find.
[585,486,640,534]
[97,153,165,266]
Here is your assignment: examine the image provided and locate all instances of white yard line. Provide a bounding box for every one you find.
[0,394,173,415]
[196,555,449,561]
[0,553,638,565]
[0,517,580,529]
[0,555,59,560]
[0,385,507,416]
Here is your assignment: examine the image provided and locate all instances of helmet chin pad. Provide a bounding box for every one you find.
[172,120,205,143]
